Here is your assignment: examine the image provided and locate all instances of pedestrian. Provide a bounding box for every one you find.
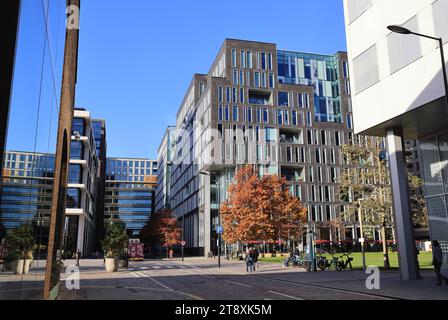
[432,240,448,285]
[245,248,254,273]
[416,246,423,280]
[253,248,259,271]
[169,248,174,259]
[75,249,81,267]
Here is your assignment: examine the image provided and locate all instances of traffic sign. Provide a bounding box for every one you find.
[181,240,186,246]
[216,226,224,234]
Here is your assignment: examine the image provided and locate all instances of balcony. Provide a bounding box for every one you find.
[279,129,303,144]
[248,89,272,106]
[281,167,304,182]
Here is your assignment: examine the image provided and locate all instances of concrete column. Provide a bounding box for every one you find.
[387,128,419,280]
[203,174,211,256]
[77,215,85,255]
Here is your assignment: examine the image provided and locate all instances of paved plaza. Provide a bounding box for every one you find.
[1,257,447,300]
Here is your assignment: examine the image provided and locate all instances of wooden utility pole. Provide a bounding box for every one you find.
[43,0,80,299]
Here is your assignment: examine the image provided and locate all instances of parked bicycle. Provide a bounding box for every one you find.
[316,252,340,271]
[336,253,353,271]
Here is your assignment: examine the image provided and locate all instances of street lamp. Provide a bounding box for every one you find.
[357,198,366,271]
[199,171,221,269]
[387,25,448,115]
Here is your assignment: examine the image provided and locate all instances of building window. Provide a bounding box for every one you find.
[225,105,230,121]
[268,53,273,71]
[239,88,245,103]
[233,106,239,122]
[218,105,223,121]
[246,70,251,87]
[261,72,267,88]
[254,72,260,87]
[66,188,81,208]
[343,61,349,78]
[352,44,380,93]
[240,50,245,68]
[72,118,85,136]
[226,87,231,103]
[69,164,83,184]
[265,127,276,142]
[335,131,341,146]
[70,141,84,160]
[233,69,238,85]
[347,114,353,129]
[256,108,262,123]
[277,109,283,125]
[283,110,289,125]
[292,110,297,126]
[232,87,237,103]
[239,70,244,86]
[307,111,312,126]
[268,73,275,88]
[218,86,223,102]
[247,107,252,122]
[231,49,237,67]
[278,91,289,107]
[263,108,269,123]
[246,51,252,68]
[261,52,266,70]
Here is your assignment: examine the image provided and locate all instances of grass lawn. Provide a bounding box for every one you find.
[259,251,433,270]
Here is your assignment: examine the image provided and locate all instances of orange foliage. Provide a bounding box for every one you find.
[221,165,307,244]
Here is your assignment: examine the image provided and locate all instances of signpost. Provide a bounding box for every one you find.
[181,240,185,262]
[215,226,223,268]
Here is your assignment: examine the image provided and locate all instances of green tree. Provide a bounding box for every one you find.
[5,223,35,259]
[102,222,128,258]
[340,138,392,268]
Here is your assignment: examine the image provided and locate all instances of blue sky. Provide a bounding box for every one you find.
[8,0,347,159]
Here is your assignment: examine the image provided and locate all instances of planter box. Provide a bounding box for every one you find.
[13,259,32,275]
[105,258,119,272]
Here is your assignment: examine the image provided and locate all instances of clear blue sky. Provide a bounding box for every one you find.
[8,0,347,159]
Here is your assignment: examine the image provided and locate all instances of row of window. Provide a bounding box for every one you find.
[217,106,313,128]
[231,49,273,71]
[231,69,276,89]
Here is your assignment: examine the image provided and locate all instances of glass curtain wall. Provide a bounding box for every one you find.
[0,0,67,299]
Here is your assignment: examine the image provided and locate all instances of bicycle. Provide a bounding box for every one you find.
[316,252,340,270]
[336,253,353,271]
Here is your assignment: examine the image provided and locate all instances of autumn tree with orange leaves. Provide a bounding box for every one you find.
[140,210,181,257]
[221,165,307,246]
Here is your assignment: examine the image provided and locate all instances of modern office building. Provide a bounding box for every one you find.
[104,158,157,238]
[0,151,55,243]
[343,0,448,277]
[91,119,107,250]
[161,38,396,256]
[65,108,100,256]
[155,126,175,212]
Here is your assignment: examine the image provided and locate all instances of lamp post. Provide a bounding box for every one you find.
[357,198,366,271]
[199,171,221,268]
[387,25,448,115]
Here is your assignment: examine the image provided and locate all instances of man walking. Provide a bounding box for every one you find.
[75,249,81,267]
[432,240,447,285]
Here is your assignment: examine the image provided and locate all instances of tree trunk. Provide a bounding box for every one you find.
[381,221,390,269]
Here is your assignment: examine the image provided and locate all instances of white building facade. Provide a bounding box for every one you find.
[343,0,448,276]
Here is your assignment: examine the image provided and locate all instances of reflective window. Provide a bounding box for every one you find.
[278,91,289,107]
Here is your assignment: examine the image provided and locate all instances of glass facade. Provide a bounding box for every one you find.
[420,130,448,269]
[277,50,342,123]
[105,158,156,237]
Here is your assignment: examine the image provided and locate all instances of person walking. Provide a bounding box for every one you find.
[169,248,174,259]
[432,240,448,285]
[253,248,259,271]
[245,248,254,273]
[75,249,81,267]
